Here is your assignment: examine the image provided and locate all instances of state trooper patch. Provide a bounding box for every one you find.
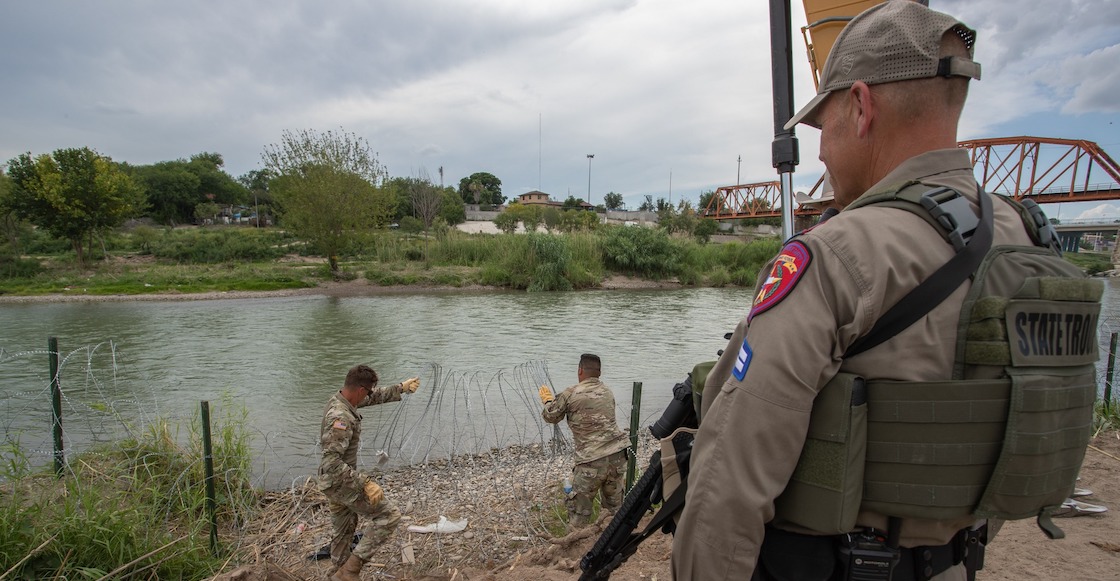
[749,241,811,321]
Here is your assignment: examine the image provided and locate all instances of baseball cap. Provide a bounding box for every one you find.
[785,0,981,130]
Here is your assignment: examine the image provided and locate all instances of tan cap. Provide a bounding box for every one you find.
[785,0,981,130]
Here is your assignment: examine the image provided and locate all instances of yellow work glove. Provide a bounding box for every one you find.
[401,377,420,393]
[363,478,384,506]
[538,384,554,405]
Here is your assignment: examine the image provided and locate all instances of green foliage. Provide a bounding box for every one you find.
[493,211,519,234]
[526,233,573,292]
[0,401,255,580]
[1063,251,1112,276]
[6,147,146,263]
[0,251,42,279]
[149,228,290,263]
[542,207,561,232]
[270,164,392,276]
[440,188,466,225]
[399,216,424,234]
[601,225,680,278]
[130,225,161,254]
[603,191,624,211]
[693,218,720,243]
[558,209,599,233]
[457,171,504,206]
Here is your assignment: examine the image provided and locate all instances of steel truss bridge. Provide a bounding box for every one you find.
[701,137,1120,220]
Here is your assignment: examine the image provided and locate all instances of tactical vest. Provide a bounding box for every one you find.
[757,182,1102,539]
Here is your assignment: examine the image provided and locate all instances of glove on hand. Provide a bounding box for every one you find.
[363,478,384,506]
[538,385,554,405]
[401,377,420,393]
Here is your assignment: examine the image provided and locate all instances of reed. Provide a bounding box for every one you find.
[0,399,257,580]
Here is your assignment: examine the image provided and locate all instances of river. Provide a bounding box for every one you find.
[3,281,1120,490]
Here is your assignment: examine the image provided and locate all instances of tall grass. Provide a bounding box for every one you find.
[0,399,257,580]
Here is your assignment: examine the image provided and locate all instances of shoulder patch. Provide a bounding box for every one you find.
[332,419,348,430]
[749,241,812,321]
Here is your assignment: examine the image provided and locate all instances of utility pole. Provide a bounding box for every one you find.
[737,155,742,185]
[586,154,595,204]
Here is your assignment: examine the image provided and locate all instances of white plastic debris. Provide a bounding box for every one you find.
[406,515,469,534]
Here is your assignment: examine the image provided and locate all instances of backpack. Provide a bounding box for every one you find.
[769,183,1102,539]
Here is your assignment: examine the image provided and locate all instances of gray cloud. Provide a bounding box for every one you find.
[1,0,1114,208]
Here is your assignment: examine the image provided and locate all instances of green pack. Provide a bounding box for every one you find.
[771,182,1102,539]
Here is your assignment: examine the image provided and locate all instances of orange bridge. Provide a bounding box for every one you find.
[702,136,1120,219]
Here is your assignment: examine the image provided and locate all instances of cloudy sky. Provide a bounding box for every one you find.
[1,1,1117,217]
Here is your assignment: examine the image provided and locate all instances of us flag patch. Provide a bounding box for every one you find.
[749,241,811,321]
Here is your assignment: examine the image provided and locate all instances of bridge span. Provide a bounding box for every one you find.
[702,136,1120,223]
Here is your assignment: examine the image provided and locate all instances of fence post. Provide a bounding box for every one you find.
[49,336,64,477]
[627,382,642,492]
[1106,333,1118,414]
[201,401,218,557]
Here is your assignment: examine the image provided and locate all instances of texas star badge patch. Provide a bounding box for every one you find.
[749,241,811,321]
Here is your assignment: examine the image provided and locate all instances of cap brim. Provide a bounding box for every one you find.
[784,91,830,131]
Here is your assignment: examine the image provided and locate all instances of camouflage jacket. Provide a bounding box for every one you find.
[317,384,403,496]
[542,378,629,464]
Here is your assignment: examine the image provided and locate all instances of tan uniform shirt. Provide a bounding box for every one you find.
[542,377,630,464]
[318,383,404,496]
[672,149,1035,579]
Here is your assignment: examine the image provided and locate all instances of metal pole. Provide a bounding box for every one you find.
[737,155,742,185]
[627,382,642,492]
[201,401,219,556]
[586,154,595,205]
[770,0,800,241]
[49,336,64,477]
[1106,333,1118,413]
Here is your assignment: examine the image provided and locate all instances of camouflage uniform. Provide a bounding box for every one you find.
[542,378,630,526]
[319,385,404,568]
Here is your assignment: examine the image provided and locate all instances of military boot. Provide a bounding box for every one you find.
[329,554,365,581]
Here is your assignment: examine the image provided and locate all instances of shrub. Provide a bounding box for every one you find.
[601,225,680,279]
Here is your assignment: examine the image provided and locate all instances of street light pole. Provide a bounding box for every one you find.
[737,155,742,185]
[586,154,595,205]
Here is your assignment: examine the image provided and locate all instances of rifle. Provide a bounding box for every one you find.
[578,373,700,580]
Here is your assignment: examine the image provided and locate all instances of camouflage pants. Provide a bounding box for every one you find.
[325,486,402,567]
[567,449,627,527]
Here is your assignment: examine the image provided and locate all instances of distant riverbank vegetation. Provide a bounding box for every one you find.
[0,221,782,296]
[0,128,788,296]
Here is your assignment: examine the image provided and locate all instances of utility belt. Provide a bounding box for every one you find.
[754,523,986,581]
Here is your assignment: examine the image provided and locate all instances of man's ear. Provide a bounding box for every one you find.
[849,81,876,138]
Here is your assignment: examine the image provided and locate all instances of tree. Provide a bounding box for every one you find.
[262,128,393,278]
[493,211,519,234]
[134,161,201,224]
[238,168,275,227]
[694,218,719,243]
[561,195,586,211]
[457,172,504,206]
[638,195,655,212]
[542,206,561,232]
[604,191,624,211]
[440,187,466,225]
[698,189,726,215]
[7,147,145,264]
[270,164,389,276]
[263,128,388,186]
[133,153,248,225]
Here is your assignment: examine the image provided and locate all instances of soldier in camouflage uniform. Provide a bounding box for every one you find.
[540,353,630,527]
[319,364,420,581]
